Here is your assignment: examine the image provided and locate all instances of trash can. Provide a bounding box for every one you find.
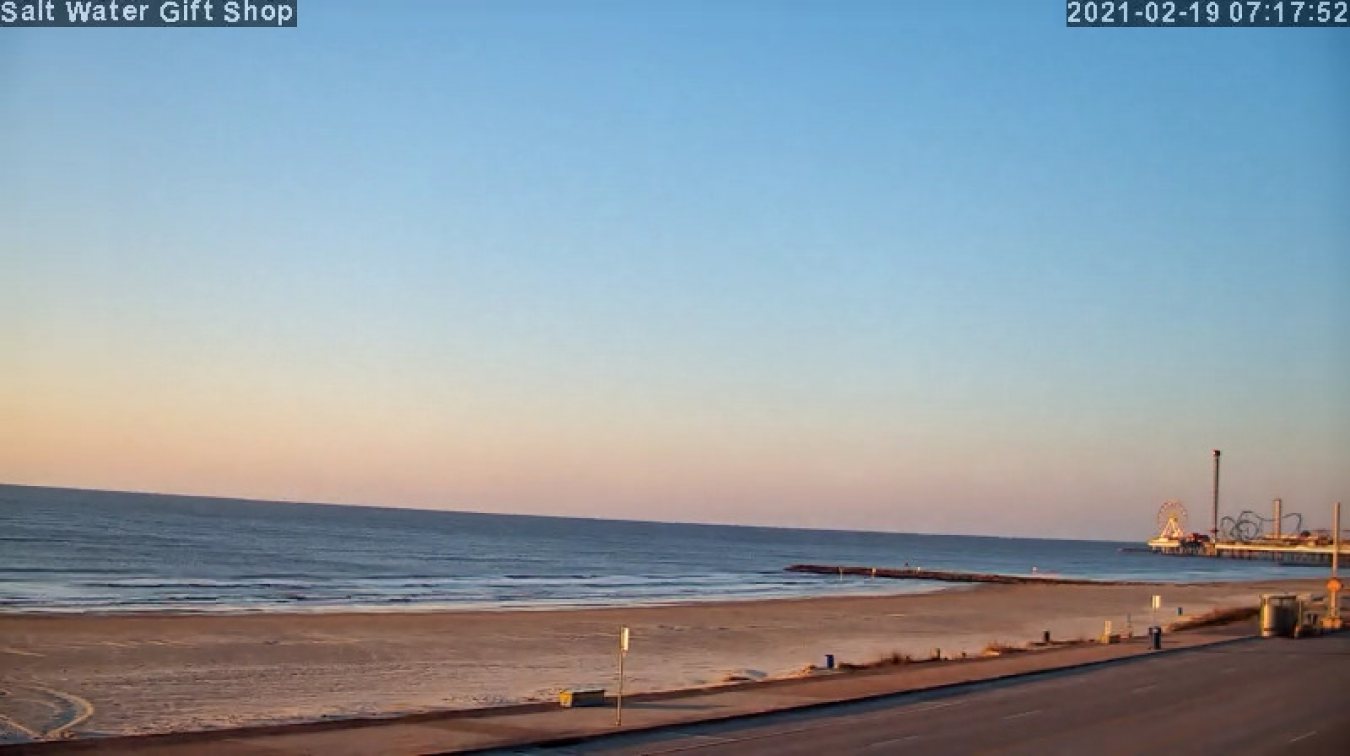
[824,654,835,670]
[1260,594,1298,638]
[1148,626,1162,650]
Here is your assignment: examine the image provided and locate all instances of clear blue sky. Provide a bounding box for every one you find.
[3,1,1347,539]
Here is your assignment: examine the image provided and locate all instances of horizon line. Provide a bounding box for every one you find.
[0,480,1133,545]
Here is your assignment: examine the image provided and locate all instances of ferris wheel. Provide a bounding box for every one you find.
[1156,500,1188,540]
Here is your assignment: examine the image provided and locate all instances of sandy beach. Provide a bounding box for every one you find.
[0,577,1324,742]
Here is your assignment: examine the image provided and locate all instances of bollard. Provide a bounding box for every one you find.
[825,654,835,670]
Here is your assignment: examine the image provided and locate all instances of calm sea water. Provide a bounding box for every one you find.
[0,485,1301,614]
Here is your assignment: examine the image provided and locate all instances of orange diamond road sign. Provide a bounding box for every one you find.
[1328,577,1342,593]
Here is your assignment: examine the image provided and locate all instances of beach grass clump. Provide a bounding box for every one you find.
[1167,605,1258,632]
[980,641,1028,657]
[837,650,914,671]
[880,650,912,666]
[719,668,768,683]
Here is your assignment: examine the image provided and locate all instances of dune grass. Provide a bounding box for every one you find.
[1167,605,1258,632]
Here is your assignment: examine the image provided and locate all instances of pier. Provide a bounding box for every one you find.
[1145,540,1350,566]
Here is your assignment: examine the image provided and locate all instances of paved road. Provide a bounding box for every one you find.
[514,634,1349,755]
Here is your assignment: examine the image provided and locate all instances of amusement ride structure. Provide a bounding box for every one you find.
[1144,451,1347,566]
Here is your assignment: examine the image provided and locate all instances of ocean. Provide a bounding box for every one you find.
[0,484,1301,614]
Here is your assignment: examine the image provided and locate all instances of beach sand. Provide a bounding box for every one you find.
[0,577,1323,741]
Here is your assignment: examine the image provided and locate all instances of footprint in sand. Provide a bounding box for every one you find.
[718,668,767,683]
[0,684,95,743]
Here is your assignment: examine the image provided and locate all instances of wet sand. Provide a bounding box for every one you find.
[0,577,1322,742]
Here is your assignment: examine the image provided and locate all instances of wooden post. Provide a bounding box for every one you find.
[616,626,629,726]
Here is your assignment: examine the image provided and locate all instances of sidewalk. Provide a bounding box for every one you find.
[5,627,1253,756]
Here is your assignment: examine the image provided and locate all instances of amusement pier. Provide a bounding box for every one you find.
[1146,449,1349,566]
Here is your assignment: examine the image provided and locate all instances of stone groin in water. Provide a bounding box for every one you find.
[786,564,1150,586]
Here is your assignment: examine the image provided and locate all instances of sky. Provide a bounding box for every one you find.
[2,1,1347,540]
